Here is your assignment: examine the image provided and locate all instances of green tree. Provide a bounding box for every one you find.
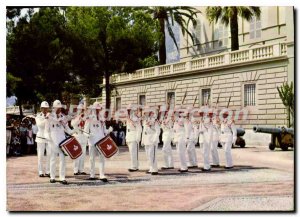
[206,6,261,51]
[6,7,80,114]
[145,7,198,65]
[66,7,159,109]
[277,82,294,128]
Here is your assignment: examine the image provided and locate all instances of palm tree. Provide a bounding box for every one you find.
[206,7,261,51]
[146,7,199,65]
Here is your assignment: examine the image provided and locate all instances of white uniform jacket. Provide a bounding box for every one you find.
[220,119,237,144]
[142,118,160,146]
[125,115,142,144]
[173,117,186,144]
[35,112,48,143]
[44,113,73,146]
[161,118,174,143]
[84,115,110,146]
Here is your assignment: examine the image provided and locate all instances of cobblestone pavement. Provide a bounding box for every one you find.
[6,144,294,211]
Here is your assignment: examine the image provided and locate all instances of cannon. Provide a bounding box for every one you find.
[253,126,294,151]
[218,127,246,148]
[235,128,246,148]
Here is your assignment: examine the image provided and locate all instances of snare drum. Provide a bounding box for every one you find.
[95,135,118,158]
[59,136,82,159]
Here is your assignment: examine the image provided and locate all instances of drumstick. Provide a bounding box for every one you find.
[78,128,90,135]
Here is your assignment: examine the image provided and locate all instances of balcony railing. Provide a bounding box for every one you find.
[111,42,287,83]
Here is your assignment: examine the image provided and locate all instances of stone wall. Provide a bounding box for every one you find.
[108,60,287,126]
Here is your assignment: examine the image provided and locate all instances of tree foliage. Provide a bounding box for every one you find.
[145,6,199,64]
[206,6,261,51]
[277,82,294,127]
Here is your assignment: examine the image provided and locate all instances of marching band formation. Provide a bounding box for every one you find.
[36,99,237,185]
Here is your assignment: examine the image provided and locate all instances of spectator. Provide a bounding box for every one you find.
[26,125,34,154]
[31,119,38,154]
[19,121,27,155]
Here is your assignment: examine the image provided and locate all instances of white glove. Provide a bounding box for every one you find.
[108,126,113,133]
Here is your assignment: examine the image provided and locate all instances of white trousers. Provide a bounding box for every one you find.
[145,144,158,172]
[89,145,106,179]
[162,140,174,168]
[222,140,233,167]
[203,141,211,170]
[127,142,139,169]
[50,143,66,181]
[187,141,198,167]
[74,144,86,173]
[210,140,220,165]
[176,141,187,170]
[37,142,51,175]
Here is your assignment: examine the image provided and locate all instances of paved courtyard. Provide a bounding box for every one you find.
[6,144,294,211]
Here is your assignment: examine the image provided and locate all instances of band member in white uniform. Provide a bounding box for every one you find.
[125,104,142,172]
[201,107,213,171]
[45,100,73,184]
[211,108,220,167]
[220,109,237,169]
[35,101,51,177]
[84,102,113,181]
[141,107,160,175]
[173,105,188,172]
[71,103,88,175]
[160,105,174,170]
[185,106,198,168]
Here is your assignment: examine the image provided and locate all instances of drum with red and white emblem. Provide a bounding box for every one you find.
[59,136,82,159]
[95,135,119,158]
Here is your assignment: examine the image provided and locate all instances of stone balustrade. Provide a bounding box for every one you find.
[111,42,287,83]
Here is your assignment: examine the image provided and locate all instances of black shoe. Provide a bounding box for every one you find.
[128,168,139,172]
[61,180,68,185]
[74,172,80,175]
[201,168,211,172]
[100,178,108,182]
[188,165,198,169]
[161,167,174,170]
[211,165,220,168]
[39,174,45,177]
[50,179,56,183]
[145,171,151,174]
[151,172,158,175]
[88,177,97,180]
[178,169,188,173]
[80,172,87,175]
[45,173,50,177]
[225,166,234,169]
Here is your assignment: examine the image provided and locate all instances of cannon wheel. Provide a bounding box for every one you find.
[269,143,275,150]
[236,137,246,148]
[280,143,289,151]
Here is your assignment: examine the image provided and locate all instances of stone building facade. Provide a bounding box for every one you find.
[101,6,294,144]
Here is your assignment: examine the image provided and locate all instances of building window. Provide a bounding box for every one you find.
[214,24,228,47]
[115,97,121,111]
[192,19,201,45]
[249,17,261,39]
[167,92,175,108]
[244,84,256,106]
[201,88,211,106]
[139,94,146,106]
